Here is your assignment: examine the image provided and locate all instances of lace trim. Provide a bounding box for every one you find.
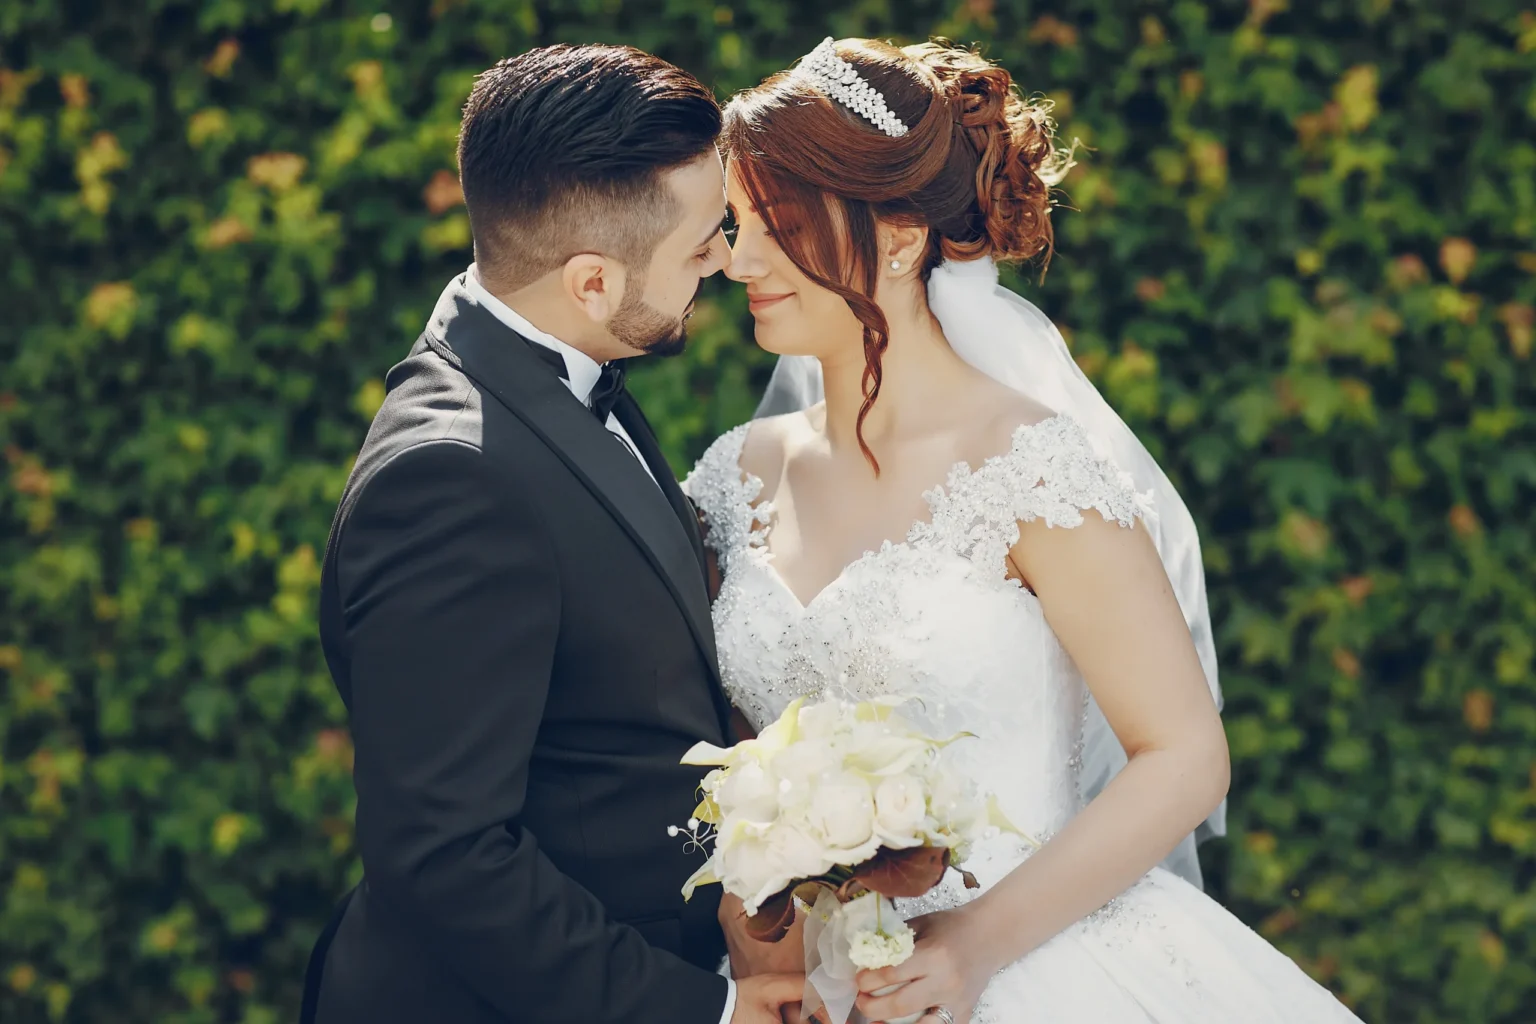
[686,414,1151,583]
[907,415,1153,578]
[681,424,773,571]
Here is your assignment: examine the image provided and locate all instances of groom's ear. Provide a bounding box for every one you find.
[880,223,928,275]
[561,254,624,323]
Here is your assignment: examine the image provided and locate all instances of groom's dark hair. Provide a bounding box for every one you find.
[458,44,722,291]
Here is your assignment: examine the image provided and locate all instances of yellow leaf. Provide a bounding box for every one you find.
[204,39,240,77]
[1278,510,1330,561]
[176,423,209,454]
[1477,930,1507,970]
[211,813,250,855]
[1245,831,1278,855]
[277,544,319,590]
[348,60,386,100]
[353,378,386,420]
[421,212,472,254]
[231,522,257,562]
[247,151,307,191]
[1497,302,1533,358]
[1334,65,1379,132]
[59,73,89,109]
[187,108,231,149]
[204,215,253,249]
[83,281,138,338]
[146,922,179,954]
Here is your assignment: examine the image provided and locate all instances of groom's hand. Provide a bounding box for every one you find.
[720,892,806,978]
[731,974,804,1024]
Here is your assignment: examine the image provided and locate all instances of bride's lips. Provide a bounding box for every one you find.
[748,292,793,313]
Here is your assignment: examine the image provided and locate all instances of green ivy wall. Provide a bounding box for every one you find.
[2,1,1533,1021]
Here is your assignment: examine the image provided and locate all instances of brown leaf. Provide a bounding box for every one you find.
[1463,690,1493,733]
[834,877,868,902]
[851,846,949,899]
[1439,238,1476,285]
[959,868,981,890]
[422,169,464,215]
[745,887,796,943]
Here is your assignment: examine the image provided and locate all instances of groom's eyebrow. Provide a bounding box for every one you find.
[694,212,728,250]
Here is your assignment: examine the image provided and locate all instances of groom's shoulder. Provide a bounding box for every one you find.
[342,343,538,511]
[365,343,491,455]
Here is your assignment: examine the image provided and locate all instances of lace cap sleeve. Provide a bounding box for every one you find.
[909,414,1154,570]
[681,423,768,564]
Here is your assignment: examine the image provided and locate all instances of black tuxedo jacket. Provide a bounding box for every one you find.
[304,273,734,1024]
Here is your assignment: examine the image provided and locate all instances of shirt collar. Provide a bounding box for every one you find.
[466,264,603,403]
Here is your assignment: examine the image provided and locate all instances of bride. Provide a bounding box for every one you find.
[685,37,1363,1024]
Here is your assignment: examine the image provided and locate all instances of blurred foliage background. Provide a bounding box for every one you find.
[2,0,1534,1021]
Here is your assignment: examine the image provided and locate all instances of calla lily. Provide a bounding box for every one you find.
[680,858,718,902]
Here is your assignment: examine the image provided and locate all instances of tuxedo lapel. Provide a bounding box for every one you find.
[614,394,708,574]
[420,274,721,679]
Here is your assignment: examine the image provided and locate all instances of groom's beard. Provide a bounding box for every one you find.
[609,280,699,358]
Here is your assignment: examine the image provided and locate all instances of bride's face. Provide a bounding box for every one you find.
[724,164,865,358]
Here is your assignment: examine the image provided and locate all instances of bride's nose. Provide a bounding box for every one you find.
[724,233,765,283]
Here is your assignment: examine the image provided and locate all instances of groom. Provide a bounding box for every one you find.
[302,45,800,1024]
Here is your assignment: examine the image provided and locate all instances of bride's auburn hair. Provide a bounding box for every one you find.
[723,38,1075,470]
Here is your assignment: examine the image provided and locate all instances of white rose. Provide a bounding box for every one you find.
[766,820,831,881]
[717,759,780,823]
[927,769,985,835]
[807,772,877,859]
[718,826,793,915]
[872,774,927,846]
[771,740,841,807]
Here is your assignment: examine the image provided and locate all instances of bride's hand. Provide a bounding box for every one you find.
[852,906,999,1024]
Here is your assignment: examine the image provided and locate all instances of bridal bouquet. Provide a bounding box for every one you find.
[676,696,1018,1024]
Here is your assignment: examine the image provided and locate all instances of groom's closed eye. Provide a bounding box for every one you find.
[693,215,732,262]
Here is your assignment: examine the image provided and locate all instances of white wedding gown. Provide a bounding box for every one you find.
[684,413,1363,1023]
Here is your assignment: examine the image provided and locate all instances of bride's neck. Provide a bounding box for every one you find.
[818,302,967,454]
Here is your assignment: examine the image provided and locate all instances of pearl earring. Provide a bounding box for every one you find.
[890,260,901,271]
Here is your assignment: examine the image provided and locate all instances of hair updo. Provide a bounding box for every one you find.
[722,38,1076,470]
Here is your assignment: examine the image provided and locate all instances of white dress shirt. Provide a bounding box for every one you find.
[465,266,737,1024]
[465,265,658,488]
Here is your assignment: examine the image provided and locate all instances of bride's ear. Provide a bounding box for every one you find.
[879,223,928,276]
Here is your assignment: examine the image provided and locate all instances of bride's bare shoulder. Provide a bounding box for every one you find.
[738,405,820,488]
[967,383,1061,460]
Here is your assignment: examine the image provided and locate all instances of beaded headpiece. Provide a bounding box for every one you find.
[791,37,910,139]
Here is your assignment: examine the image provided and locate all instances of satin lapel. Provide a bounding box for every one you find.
[613,393,708,574]
[421,275,721,681]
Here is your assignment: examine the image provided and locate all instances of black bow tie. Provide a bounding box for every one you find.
[526,340,627,423]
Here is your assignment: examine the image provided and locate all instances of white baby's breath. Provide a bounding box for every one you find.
[847,925,916,970]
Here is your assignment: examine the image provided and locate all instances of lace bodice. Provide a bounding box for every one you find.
[684,414,1151,854]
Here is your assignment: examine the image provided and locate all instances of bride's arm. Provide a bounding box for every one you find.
[856,511,1228,1021]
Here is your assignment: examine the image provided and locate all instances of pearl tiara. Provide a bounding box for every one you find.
[791,37,910,139]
